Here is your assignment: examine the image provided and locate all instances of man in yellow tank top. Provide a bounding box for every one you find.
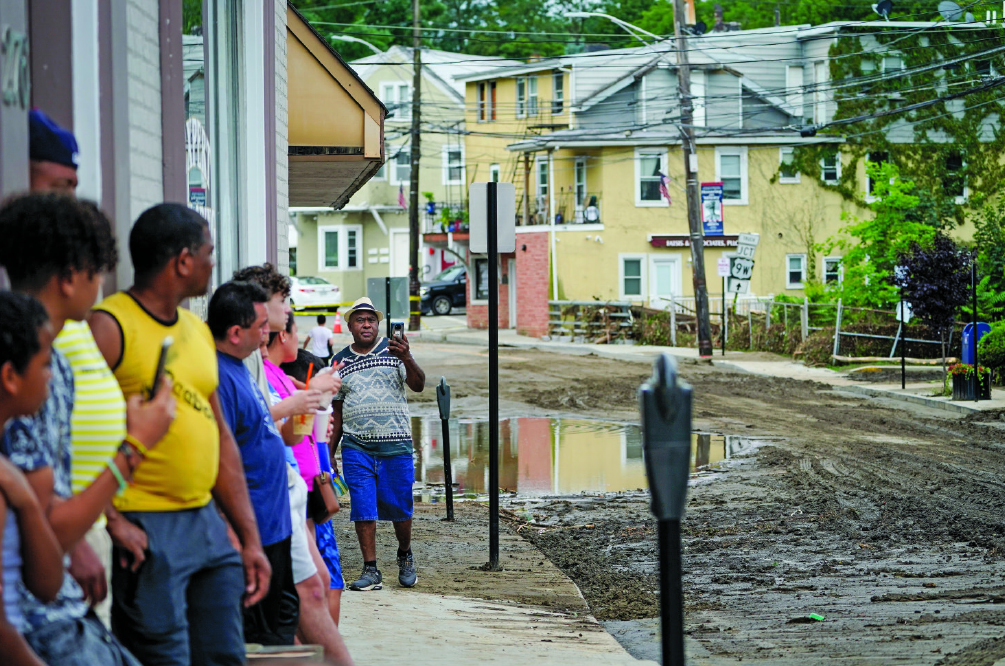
[91,204,271,666]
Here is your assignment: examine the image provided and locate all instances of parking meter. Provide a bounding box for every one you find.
[639,354,693,521]
[436,377,455,520]
[436,377,451,420]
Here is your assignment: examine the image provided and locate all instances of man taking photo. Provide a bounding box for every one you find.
[330,297,424,591]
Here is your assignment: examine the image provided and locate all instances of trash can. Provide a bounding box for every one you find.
[962,322,992,365]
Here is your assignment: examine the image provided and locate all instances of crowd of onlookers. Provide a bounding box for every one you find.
[0,111,426,666]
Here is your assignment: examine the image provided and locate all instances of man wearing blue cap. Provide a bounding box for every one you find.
[29,110,79,195]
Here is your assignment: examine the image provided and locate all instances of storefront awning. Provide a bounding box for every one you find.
[287,4,386,210]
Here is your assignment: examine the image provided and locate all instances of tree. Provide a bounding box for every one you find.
[972,199,1005,321]
[894,234,971,383]
[824,161,934,308]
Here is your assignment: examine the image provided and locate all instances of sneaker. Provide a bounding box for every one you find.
[397,551,417,587]
[349,565,383,591]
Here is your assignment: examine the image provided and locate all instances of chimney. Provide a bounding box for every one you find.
[713,4,725,31]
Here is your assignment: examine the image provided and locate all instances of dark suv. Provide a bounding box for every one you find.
[420,265,467,315]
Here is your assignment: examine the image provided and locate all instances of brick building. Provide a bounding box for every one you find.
[465,229,550,338]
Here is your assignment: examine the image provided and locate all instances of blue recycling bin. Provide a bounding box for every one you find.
[962,322,991,365]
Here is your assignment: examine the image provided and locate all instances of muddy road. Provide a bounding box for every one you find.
[397,343,1005,664]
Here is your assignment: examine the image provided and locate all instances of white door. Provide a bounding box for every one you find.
[508,258,517,329]
[648,255,682,310]
[390,231,410,277]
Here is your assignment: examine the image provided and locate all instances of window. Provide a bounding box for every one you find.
[380,82,411,121]
[473,257,490,301]
[374,163,386,180]
[820,151,841,184]
[881,56,904,72]
[443,146,464,185]
[635,149,667,206]
[490,163,500,183]
[318,225,363,271]
[786,254,807,288]
[866,151,889,196]
[620,255,646,299]
[785,66,804,119]
[390,146,411,185]
[975,60,996,79]
[536,159,548,198]
[824,257,842,284]
[779,147,799,183]
[527,76,538,117]
[944,151,966,200]
[574,157,587,207]
[516,77,526,118]
[552,71,564,114]
[477,81,497,121]
[814,61,827,124]
[715,147,748,204]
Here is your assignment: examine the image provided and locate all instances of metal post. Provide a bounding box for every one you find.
[972,254,979,402]
[659,519,685,666]
[801,297,809,341]
[832,298,842,359]
[385,277,392,338]
[766,299,771,330]
[670,295,677,347]
[747,307,752,350]
[436,377,454,521]
[721,278,726,356]
[487,181,500,569]
[900,287,906,390]
[671,0,712,357]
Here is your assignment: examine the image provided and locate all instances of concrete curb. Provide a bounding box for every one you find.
[836,384,982,414]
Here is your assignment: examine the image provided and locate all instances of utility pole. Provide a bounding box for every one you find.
[671,0,713,357]
[408,0,422,331]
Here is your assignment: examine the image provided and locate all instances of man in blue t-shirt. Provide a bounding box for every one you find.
[331,297,425,592]
[208,281,296,646]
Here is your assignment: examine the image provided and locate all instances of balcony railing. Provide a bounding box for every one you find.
[517,191,602,226]
[514,99,568,128]
[422,201,468,235]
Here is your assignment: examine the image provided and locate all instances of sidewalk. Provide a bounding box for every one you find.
[414,324,1005,415]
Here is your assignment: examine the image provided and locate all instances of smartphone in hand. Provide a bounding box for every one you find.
[150,336,173,399]
[391,322,404,340]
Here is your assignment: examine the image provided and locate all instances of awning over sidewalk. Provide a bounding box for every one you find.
[287,4,386,210]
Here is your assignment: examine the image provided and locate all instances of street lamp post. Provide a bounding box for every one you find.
[564,10,713,357]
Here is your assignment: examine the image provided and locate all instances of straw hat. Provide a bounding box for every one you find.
[342,296,384,324]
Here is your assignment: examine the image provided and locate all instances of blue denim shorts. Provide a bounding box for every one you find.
[341,448,414,522]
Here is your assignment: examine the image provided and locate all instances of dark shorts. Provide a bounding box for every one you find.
[341,448,414,522]
[112,502,245,666]
[315,520,345,590]
[243,536,299,646]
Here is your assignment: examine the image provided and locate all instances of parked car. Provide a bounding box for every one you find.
[420,265,466,315]
[289,276,341,309]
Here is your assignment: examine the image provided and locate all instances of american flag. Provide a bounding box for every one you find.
[397,184,407,208]
[658,172,672,205]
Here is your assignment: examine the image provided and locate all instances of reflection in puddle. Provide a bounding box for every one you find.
[410,417,761,498]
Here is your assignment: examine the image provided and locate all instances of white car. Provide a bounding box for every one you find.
[289,276,341,309]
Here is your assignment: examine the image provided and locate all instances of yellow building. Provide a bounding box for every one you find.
[293,47,519,301]
[455,24,978,307]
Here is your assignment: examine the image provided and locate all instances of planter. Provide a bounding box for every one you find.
[951,372,992,401]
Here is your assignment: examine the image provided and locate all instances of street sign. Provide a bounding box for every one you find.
[716,257,730,277]
[730,257,754,280]
[469,182,516,253]
[737,233,760,248]
[727,277,750,294]
[896,301,913,323]
[700,183,724,236]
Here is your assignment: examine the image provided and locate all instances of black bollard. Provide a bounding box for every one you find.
[436,377,454,521]
[639,354,693,666]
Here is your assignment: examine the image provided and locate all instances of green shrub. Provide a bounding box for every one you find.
[978,323,1005,384]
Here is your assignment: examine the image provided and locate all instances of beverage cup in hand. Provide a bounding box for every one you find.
[293,412,315,436]
[313,405,333,441]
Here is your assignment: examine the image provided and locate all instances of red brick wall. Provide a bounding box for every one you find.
[515,232,549,338]
[465,230,550,337]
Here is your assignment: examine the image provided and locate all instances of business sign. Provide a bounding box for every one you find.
[649,235,739,249]
[189,187,207,206]
[700,182,724,236]
[717,257,731,277]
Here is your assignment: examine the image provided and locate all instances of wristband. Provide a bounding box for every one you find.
[124,434,149,457]
[106,459,129,495]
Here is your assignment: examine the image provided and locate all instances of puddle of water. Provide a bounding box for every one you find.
[410,417,762,498]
